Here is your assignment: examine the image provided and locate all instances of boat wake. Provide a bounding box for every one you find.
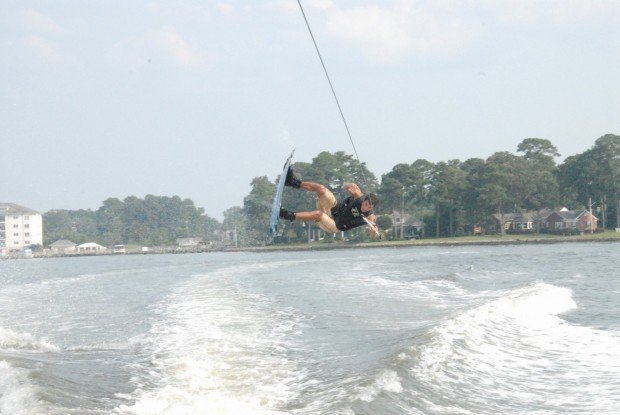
[352,282,620,414]
[115,267,306,415]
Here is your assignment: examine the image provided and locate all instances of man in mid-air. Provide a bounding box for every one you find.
[279,167,380,239]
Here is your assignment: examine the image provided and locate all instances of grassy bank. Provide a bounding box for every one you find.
[231,230,620,252]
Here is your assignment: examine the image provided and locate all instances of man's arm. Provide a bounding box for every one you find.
[363,214,380,239]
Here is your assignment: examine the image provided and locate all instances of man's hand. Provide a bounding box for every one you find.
[363,215,379,239]
[343,183,362,197]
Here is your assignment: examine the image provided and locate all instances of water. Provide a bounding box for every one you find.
[0,242,619,414]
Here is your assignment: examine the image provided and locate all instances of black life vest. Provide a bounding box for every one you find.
[331,196,373,231]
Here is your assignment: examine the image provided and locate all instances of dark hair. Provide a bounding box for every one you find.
[365,193,379,207]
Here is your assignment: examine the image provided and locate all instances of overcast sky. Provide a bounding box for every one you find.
[2,0,619,220]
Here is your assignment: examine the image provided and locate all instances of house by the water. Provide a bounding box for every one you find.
[493,207,598,233]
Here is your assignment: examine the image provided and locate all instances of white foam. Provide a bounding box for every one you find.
[359,276,473,307]
[65,342,129,352]
[407,282,620,412]
[354,370,403,403]
[0,326,60,352]
[115,269,305,415]
[0,360,46,415]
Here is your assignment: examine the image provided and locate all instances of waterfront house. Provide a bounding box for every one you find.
[492,210,552,232]
[0,203,43,252]
[392,211,424,239]
[113,244,126,254]
[50,239,77,254]
[544,208,598,232]
[493,208,598,233]
[77,242,107,253]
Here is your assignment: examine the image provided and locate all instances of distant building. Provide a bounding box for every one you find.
[492,210,552,232]
[113,244,126,254]
[544,208,598,232]
[0,203,43,251]
[392,211,424,239]
[492,208,597,233]
[77,242,107,253]
[50,239,77,254]
[176,237,204,247]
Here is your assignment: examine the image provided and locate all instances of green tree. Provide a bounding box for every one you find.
[305,151,378,198]
[378,159,433,238]
[558,134,620,228]
[93,195,220,246]
[429,160,466,237]
[242,176,275,245]
[590,134,620,228]
[45,196,221,248]
[460,158,487,232]
[477,152,516,236]
[379,160,433,212]
[517,138,560,170]
[43,209,98,245]
[223,206,246,247]
[516,138,561,229]
[96,198,124,245]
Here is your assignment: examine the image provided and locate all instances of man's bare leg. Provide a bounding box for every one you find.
[281,177,329,220]
[294,210,322,222]
[282,168,338,232]
[299,181,328,196]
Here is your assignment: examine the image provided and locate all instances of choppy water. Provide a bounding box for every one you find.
[0,242,619,414]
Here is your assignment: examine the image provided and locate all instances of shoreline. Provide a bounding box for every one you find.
[225,234,620,253]
[3,234,619,259]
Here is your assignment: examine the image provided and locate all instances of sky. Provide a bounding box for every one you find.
[2,0,619,220]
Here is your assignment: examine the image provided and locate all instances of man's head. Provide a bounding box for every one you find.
[361,193,379,212]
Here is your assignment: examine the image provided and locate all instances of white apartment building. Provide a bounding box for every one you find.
[0,203,43,251]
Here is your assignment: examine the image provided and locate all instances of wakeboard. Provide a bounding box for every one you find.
[269,149,295,240]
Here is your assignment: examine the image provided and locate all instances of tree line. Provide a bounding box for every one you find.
[226,134,619,245]
[44,195,220,247]
[43,134,619,247]
[379,134,619,238]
